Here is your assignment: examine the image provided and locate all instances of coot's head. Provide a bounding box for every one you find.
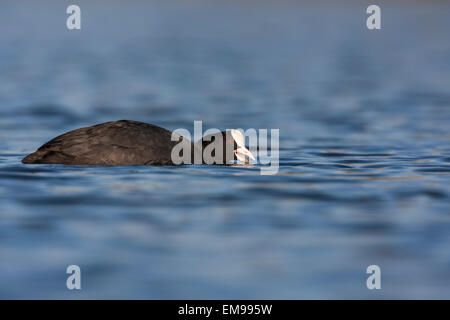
[199,129,256,165]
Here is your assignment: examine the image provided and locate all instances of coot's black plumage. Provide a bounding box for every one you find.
[22,120,183,165]
[22,120,254,166]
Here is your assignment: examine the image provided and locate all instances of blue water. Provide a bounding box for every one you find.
[1,0,450,299]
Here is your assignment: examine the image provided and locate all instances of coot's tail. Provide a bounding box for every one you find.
[22,150,74,164]
[22,151,40,164]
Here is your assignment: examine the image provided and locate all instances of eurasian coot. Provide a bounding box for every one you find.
[22,120,255,166]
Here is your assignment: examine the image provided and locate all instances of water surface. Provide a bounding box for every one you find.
[0,0,450,298]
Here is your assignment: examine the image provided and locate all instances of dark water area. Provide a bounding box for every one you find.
[0,0,450,298]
